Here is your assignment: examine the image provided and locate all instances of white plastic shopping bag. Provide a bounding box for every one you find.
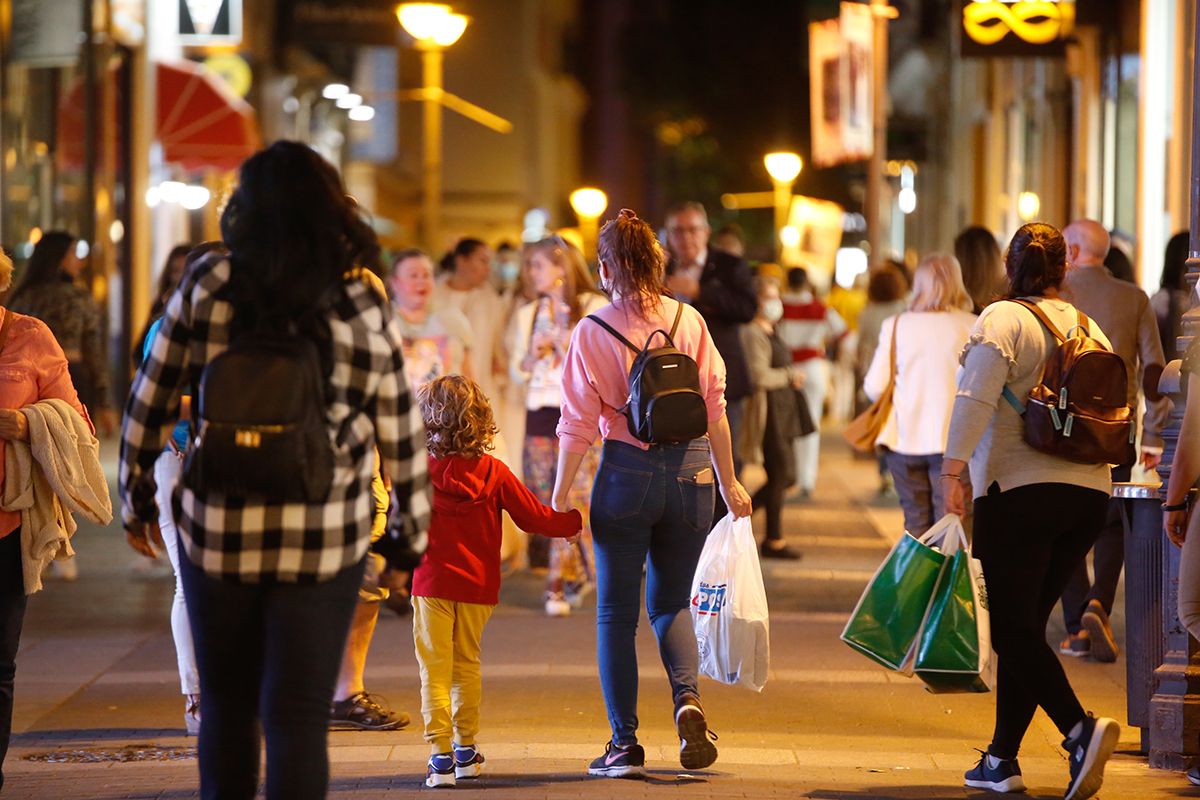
[690,513,770,691]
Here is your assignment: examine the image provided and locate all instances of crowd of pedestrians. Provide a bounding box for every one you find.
[0,136,1198,799]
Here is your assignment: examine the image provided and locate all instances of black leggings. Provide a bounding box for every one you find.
[179,546,365,800]
[973,482,1108,759]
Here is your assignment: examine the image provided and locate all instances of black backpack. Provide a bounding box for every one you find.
[586,302,709,444]
[183,309,336,504]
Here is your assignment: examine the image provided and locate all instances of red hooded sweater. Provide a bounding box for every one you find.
[412,453,582,605]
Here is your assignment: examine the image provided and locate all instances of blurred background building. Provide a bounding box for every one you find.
[0,0,1194,389]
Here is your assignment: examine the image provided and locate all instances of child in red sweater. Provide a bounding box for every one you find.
[413,375,581,788]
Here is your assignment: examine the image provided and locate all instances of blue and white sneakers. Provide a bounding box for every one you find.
[587,742,647,778]
[1063,714,1120,800]
[454,743,485,779]
[425,752,456,788]
[964,751,1026,793]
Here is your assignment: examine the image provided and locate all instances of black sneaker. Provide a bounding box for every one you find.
[760,543,802,561]
[963,750,1026,793]
[329,692,410,731]
[675,694,718,770]
[1187,764,1200,786]
[587,742,646,778]
[453,743,485,779]
[1063,714,1120,800]
[1080,600,1119,663]
[425,752,456,788]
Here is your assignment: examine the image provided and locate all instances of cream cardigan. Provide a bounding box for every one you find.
[1,399,112,594]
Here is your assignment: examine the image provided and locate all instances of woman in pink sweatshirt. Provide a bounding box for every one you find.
[551,209,751,779]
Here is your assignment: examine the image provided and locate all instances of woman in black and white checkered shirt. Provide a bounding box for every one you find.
[120,142,429,800]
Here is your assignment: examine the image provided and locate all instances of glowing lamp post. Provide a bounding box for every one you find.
[397,3,469,251]
[764,151,802,261]
[569,187,608,262]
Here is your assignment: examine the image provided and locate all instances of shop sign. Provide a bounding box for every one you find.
[10,0,83,67]
[286,0,400,46]
[808,1,874,168]
[961,0,1076,57]
[179,0,243,45]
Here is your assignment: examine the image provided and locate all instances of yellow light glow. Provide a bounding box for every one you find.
[569,187,608,219]
[29,227,42,245]
[779,225,802,248]
[963,1,1075,47]
[764,152,803,184]
[1018,191,1041,222]
[397,3,468,47]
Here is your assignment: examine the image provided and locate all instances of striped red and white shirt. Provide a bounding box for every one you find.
[776,290,847,364]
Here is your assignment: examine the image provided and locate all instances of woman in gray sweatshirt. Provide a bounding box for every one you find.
[940,223,1120,800]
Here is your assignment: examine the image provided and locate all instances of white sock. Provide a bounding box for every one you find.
[986,754,1004,769]
[1068,720,1084,740]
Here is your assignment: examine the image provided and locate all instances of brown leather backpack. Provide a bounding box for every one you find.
[1000,299,1135,466]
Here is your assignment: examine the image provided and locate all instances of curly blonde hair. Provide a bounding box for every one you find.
[418,375,498,458]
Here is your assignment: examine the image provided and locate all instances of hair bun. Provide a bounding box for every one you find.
[618,208,638,221]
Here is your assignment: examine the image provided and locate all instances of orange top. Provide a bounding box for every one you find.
[0,308,93,537]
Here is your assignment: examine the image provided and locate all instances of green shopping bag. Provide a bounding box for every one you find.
[840,516,958,674]
[915,523,995,694]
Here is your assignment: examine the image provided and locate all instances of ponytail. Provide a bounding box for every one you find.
[597,208,667,319]
[1005,222,1066,298]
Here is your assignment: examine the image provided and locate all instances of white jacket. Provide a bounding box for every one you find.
[1,399,112,594]
[863,310,976,456]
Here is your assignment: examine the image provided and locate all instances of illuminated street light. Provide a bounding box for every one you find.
[398,3,468,47]
[335,93,362,110]
[1018,191,1041,222]
[570,187,608,262]
[348,105,376,122]
[764,152,803,184]
[898,187,916,215]
[397,2,470,250]
[322,83,350,100]
[779,225,801,249]
[764,151,802,262]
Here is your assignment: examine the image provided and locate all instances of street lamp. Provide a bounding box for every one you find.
[397,2,469,250]
[569,187,608,262]
[764,151,802,261]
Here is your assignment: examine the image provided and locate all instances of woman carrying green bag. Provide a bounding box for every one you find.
[941,223,1120,800]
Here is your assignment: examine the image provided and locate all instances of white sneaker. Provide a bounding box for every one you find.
[545,594,570,616]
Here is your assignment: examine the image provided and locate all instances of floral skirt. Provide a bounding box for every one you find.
[522,434,599,592]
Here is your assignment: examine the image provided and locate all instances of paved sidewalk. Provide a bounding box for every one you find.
[2,438,1187,798]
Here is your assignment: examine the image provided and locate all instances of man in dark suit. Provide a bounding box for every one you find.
[664,201,757,473]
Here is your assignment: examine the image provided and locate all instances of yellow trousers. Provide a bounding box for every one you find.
[412,596,495,754]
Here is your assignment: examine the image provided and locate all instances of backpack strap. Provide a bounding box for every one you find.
[586,314,640,355]
[668,300,684,341]
[1008,299,1067,343]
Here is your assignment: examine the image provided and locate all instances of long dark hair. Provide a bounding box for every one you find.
[440,238,486,273]
[220,141,380,334]
[9,231,75,304]
[954,225,1003,312]
[1163,231,1189,291]
[132,241,226,370]
[1004,222,1066,299]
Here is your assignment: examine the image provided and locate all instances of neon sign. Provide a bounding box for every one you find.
[961,1,1075,57]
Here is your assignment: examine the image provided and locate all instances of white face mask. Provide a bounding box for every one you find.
[762,298,784,322]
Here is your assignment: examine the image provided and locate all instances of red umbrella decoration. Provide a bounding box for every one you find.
[57,59,260,173]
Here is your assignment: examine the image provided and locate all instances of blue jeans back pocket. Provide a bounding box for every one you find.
[592,463,653,523]
[676,469,715,532]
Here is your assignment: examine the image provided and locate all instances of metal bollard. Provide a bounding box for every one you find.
[1114,482,1165,754]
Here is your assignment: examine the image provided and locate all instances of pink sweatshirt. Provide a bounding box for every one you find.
[557,296,727,454]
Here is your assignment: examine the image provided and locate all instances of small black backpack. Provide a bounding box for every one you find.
[587,301,709,444]
[183,304,336,503]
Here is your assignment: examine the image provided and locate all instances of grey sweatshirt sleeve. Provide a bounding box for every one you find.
[944,343,1011,464]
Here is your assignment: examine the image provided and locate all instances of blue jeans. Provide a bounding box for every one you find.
[884,450,944,536]
[178,544,365,800]
[590,439,715,746]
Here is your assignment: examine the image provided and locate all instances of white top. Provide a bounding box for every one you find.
[864,310,977,455]
[508,293,607,411]
[393,305,473,392]
[433,277,504,401]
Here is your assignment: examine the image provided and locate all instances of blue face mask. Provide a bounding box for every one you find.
[500,261,520,283]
